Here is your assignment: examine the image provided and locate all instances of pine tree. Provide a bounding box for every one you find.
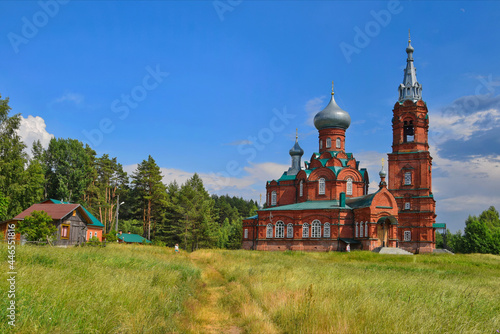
[131,156,167,239]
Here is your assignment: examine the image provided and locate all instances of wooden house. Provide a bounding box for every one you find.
[1,200,104,246]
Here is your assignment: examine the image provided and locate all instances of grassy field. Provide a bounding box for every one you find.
[1,245,499,333]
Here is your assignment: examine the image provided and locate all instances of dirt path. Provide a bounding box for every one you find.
[183,253,242,334]
[185,251,279,334]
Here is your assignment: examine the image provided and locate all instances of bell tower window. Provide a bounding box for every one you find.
[336,138,341,149]
[404,120,414,143]
[404,172,412,185]
[326,138,331,148]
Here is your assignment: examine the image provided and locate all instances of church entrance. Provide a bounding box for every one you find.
[376,216,397,247]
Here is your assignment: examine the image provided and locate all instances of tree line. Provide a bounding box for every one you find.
[436,206,500,255]
[0,94,257,250]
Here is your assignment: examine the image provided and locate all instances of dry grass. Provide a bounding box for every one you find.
[0,244,199,333]
[1,245,499,333]
[189,250,500,334]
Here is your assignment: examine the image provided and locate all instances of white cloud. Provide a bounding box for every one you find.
[305,96,326,127]
[430,108,500,144]
[17,115,54,156]
[123,161,290,201]
[225,139,253,146]
[53,92,84,105]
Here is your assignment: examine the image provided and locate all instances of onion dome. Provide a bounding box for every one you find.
[379,165,387,179]
[289,136,304,157]
[314,84,351,131]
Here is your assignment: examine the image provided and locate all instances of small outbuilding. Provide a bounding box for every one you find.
[117,231,152,244]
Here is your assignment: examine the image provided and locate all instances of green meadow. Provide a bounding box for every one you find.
[1,245,499,333]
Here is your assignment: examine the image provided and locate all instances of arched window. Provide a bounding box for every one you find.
[359,222,363,237]
[355,222,358,238]
[324,223,330,238]
[319,178,325,195]
[346,178,353,195]
[326,138,331,148]
[271,191,277,206]
[275,221,284,238]
[336,138,341,149]
[404,230,411,242]
[302,223,309,238]
[287,223,293,238]
[320,140,323,149]
[365,222,368,237]
[404,120,414,142]
[266,223,273,238]
[312,220,321,238]
[299,180,303,197]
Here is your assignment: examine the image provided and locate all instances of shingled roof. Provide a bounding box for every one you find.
[14,203,80,220]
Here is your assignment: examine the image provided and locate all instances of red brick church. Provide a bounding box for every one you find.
[242,37,437,253]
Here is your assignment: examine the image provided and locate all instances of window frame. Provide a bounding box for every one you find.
[302,223,309,238]
[336,137,341,149]
[60,224,70,239]
[299,180,303,197]
[404,172,412,185]
[318,178,325,195]
[266,223,273,238]
[326,138,331,148]
[275,221,285,238]
[311,220,321,238]
[324,222,330,238]
[405,202,410,210]
[355,222,358,238]
[404,230,411,242]
[271,191,277,206]
[365,222,368,237]
[287,223,293,238]
[244,229,248,239]
[359,222,363,238]
[346,178,353,195]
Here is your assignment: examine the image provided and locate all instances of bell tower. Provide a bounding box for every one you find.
[387,32,436,253]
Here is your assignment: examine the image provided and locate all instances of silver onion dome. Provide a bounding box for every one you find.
[289,140,304,156]
[314,93,351,131]
[379,165,387,178]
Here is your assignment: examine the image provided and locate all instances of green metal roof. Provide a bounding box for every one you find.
[245,215,258,220]
[360,168,367,178]
[46,199,104,228]
[318,159,329,166]
[260,200,348,211]
[327,166,344,176]
[278,172,297,181]
[345,192,378,209]
[118,233,152,243]
[339,159,348,166]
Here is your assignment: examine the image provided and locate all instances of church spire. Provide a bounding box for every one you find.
[288,129,304,176]
[398,30,422,102]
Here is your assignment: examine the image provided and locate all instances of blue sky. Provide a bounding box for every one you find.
[1,1,500,232]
